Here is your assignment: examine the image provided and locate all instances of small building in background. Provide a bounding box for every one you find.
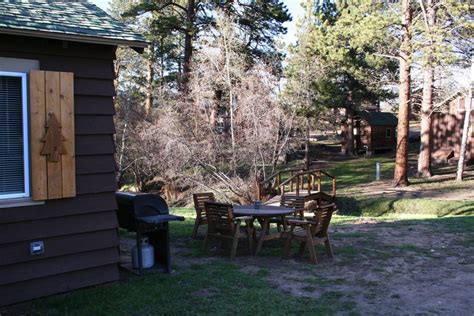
[341,110,398,155]
[431,93,474,164]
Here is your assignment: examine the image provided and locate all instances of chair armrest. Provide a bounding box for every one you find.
[287,219,317,226]
[233,216,253,222]
[316,203,336,210]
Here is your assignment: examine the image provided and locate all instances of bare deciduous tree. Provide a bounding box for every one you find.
[116,14,293,204]
[456,58,473,181]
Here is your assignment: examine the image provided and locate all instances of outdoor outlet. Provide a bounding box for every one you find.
[30,241,44,256]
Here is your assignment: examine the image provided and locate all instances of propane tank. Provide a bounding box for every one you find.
[132,237,155,269]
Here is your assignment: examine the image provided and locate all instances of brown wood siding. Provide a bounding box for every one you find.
[0,248,119,286]
[0,35,115,59]
[75,115,116,135]
[75,96,115,115]
[75,78,116,96]
[76,156,117,175]
[0,193,116,224]
[76,173,118,194]
[76,135,116,155]
[0,34,120,306]
[0,211,118,244]
[431,111,474,161]
[350,119,396,152]
[0,264,119,306]
[371,125,397,150]
[0,230,119,266]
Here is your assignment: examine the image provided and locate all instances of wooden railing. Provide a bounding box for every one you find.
[257,168,336,200]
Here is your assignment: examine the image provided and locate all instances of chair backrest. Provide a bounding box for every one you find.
[193,192,215,216]
[204,201,234,235]
[280,195,305,211]
[310,203,338,238]
[306,192,334,208]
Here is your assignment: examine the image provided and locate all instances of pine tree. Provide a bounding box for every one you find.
[123,0,290,91]
[393,0,413,187]
[416,0,436,178]
[284,0,325,169]
[302,0,397,156]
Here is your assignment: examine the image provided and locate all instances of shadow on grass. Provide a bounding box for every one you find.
[335,196,474,217]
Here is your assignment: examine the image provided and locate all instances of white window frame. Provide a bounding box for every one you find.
[0,71,30,199]
[456,97,464,113]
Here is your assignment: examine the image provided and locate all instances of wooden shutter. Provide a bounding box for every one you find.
[30,70,75,200]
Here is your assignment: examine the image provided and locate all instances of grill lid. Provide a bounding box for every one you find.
[116,192,185,230]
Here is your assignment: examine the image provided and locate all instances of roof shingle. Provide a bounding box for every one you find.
[357,111,398,126]
[0,1,147,48]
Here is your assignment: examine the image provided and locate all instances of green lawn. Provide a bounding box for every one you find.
[283,148,474,218]
[327,155,395,189]
[15,261,355,315]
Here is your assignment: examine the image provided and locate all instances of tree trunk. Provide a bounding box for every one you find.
[182,0,195,92]
[417,0,436,178]
[145,48,154,115]
[160,37,165,83]
[221,0,234,15]
[393,0,412,187]
[210,89,222,127]
[417,65,433,177]
[229,89,236,176]
[304,117,311,170]
[345,109,355,156]
[456,58,473,181]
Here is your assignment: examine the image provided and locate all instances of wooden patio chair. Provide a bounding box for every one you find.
[280,195,306,219]
[203,201,254,260]
[282,203,337,264]
[192,192,215,238]
[269,195,306,232]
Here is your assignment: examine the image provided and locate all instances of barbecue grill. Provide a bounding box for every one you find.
[116,192,184,274]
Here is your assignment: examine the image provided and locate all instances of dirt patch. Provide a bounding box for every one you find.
[265,221,474,314]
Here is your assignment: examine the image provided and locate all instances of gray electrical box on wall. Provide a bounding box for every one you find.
[30,241,44,256]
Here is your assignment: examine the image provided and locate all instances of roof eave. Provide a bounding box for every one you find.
[0,27,149,51]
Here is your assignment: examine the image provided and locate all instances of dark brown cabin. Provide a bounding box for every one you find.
[341,111,398,155]
[431,94,474,163]
[0,3,147,306]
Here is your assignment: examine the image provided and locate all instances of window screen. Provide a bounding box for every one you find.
[0,74,26,197]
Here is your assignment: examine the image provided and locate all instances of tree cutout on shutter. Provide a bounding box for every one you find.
[41,113,67,162]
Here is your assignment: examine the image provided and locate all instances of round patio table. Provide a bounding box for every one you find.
[233,205,295,255]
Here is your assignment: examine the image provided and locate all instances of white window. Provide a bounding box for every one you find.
[0,71,30,199]
[456,97,465,113]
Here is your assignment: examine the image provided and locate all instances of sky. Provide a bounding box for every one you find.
[89,0,305,45]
